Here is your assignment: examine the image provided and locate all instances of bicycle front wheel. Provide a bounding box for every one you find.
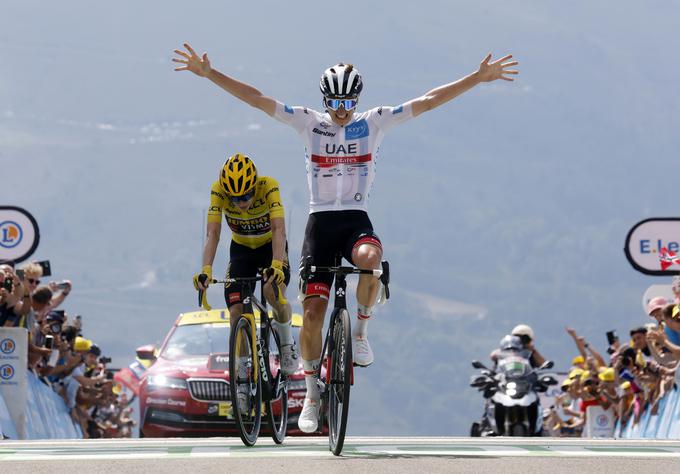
[229,315,262,446]
[264,323,288,444]
[328,308,352,456]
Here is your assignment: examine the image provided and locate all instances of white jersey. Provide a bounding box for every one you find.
[273,101,414,213]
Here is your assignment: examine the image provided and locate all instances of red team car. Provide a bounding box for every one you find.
[139,308,308,437]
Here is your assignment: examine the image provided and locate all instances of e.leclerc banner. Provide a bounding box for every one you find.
[0,207,40,263]
[624,218,680,276]
[0,328,28,439]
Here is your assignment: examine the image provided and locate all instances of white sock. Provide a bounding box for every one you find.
[354,304,373,338]
[272,319,294,346]
[303,358,320,400]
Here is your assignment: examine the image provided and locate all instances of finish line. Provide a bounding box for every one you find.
[1,437,680,461]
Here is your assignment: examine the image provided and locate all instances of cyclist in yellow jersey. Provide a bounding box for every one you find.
[193,153,299,376]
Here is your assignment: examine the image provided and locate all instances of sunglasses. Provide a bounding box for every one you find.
[325,98,358,111]
[229,190,255,204]
[28,278,40,285]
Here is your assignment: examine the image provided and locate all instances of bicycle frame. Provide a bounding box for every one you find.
[220,276,283,400]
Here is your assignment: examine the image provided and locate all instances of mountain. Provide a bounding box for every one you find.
[2,0,679,435]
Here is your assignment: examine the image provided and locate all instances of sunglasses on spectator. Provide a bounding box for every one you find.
[325,98,358,111]
[229,190,255,204]
[28,278,40,285]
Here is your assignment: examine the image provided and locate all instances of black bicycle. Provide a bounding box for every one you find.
[300,256,390,456]
[197,274,288,446]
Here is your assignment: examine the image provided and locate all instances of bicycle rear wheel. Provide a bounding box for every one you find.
[328,308,352,456]
[229,316,262,446]
[264,323,288,444]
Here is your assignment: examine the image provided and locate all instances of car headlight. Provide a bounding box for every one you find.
[147,375,187,390]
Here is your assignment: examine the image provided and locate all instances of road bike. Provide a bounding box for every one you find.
[198,273,288,445]
[300,256,390,455]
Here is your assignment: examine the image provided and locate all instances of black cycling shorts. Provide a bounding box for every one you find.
[224,240,290,308]
[299,210,382,300]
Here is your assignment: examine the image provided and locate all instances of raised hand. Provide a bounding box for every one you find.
[477,53,519,82]
[173,43,211,77]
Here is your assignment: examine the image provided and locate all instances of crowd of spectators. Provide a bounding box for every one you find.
[0,260,135,438]
[545,276,680,437]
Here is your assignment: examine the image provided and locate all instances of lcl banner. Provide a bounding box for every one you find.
[0,207,40,263]
[624,218,680,276]
[0,328,28,439]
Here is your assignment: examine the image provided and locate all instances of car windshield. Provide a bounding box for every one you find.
[161,323,229,360]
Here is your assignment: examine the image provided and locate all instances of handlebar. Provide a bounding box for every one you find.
[197,272,287,309]
[300,258,391,301]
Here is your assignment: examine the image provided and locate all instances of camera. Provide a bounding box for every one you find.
[36,260,52,277]
[49,323,62,334]
[99,356,112,365]
[55,281,70,290]
[44,334,54,350]
[2,276,13,292]
[606,330,618,346]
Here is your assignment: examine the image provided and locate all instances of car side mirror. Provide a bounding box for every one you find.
[136,344,157,362]
[472,360,488,370]
[539,360,554,370]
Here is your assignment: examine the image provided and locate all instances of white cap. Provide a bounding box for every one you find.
[511,324,534,340]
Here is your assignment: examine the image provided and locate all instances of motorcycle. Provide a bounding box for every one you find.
[469,357,557,437]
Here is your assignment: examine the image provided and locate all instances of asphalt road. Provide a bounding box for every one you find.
[1,437,679,473]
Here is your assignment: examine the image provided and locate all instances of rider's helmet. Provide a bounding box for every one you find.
[511,324,534,343]
[220,153,258,196]
[319,63,363,99]
[499,335,523,352]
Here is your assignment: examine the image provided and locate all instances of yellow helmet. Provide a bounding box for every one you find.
[220,153,258,196]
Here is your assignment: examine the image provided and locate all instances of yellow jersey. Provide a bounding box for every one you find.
[207,177,285,249]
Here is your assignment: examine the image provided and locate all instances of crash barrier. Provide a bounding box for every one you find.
[24,370,82,439]
[0,391,18,439]
[617,386,680,439]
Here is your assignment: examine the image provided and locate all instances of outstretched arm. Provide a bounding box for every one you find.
[173,43,277,116]
[408,53,518,117]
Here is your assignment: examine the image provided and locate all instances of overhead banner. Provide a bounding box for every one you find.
[0,207,40,264]
[624,218,680,276]
[0,328,28,439]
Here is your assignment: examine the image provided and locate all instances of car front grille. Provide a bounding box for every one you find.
[187,379,230,401]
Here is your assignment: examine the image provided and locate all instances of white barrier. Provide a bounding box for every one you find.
[25,370,81,439]
[0,391,18,439]
[0,328,28,438]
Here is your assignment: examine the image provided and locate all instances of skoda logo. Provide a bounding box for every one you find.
[0,364,15,380]
[0,221,23,249]
[354,193,362,202]
[0,339,16,354]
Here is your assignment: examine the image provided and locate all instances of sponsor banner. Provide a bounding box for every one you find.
[0,207,40,263]
[583,405,615,438]
[0,328,28,438]
[624,218,680,275]
[642,284,675,314]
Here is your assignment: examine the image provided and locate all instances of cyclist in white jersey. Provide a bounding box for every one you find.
[173,43,518,432]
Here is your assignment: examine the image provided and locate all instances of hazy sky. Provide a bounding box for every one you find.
[2,0,679,434]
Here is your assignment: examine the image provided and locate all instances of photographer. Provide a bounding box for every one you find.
[29,310,65,374]
[0,265,31,326]
[511,324,546,368]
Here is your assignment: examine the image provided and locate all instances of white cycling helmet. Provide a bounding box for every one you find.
[511,324,534,340]
[319,63,363,99]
